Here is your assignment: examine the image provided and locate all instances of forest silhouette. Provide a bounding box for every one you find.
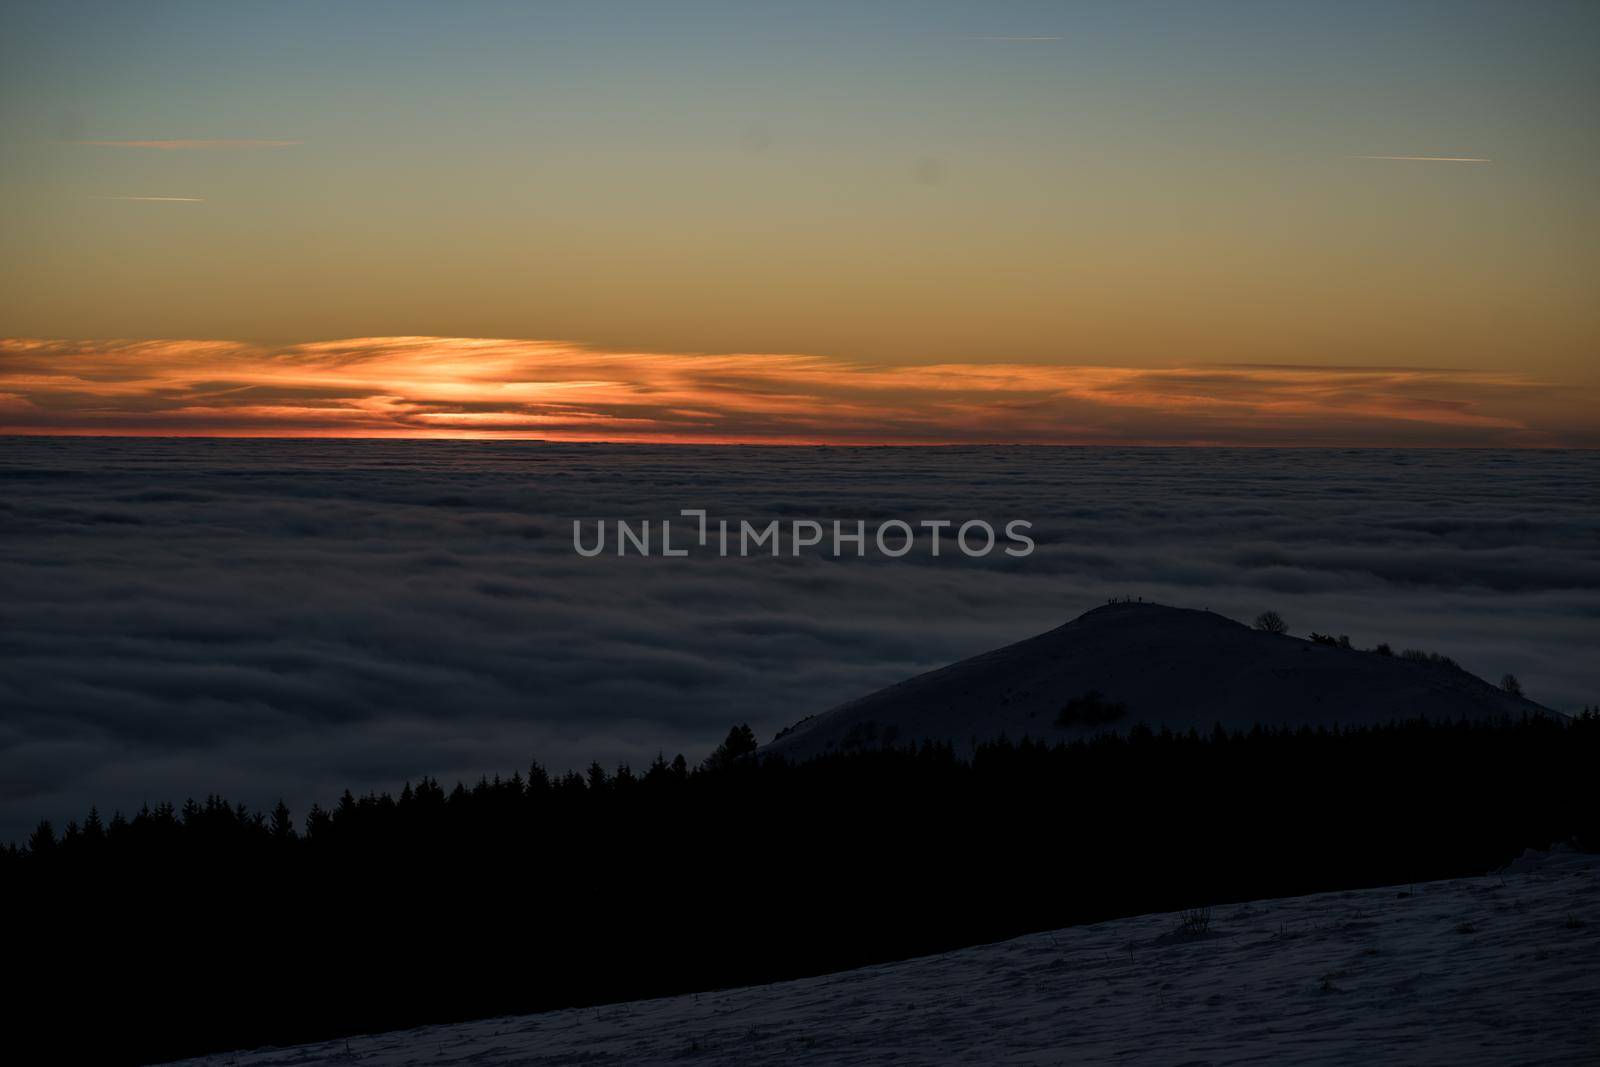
[6,713,1598,1065]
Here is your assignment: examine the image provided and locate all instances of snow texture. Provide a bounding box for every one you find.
[166,850,1599,1065]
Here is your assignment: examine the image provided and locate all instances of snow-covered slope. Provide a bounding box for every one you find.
[164,849,1599,1065]
[766,602,1554,760]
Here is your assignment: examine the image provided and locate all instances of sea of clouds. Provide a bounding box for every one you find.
[1,439,1595,841]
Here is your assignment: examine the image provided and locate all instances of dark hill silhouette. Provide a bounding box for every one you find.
[767,602,1554,758]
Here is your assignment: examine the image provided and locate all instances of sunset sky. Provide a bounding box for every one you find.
[2,1,1596,443]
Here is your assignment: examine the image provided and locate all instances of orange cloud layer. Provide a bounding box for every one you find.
[0,337,1590,446]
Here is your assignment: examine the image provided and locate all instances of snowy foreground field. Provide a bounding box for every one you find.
[171,851,1598,1066]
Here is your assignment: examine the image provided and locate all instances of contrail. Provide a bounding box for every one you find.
[91,195,206,202]
[977,35,1060,41]
[1356,155,1491,163]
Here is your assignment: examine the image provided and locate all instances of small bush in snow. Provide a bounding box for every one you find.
[1176,907,1212,937]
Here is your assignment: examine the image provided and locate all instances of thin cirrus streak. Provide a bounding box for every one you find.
[1355,155,1492,163]
[0,336,1590,446]
[64,139,301,149]
[89,195,206,202]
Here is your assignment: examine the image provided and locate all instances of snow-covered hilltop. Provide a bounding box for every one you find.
[163,849,1599,1066]
[767,602,1555,760]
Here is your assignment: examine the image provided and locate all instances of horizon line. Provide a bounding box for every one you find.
[0,431,1589,451]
